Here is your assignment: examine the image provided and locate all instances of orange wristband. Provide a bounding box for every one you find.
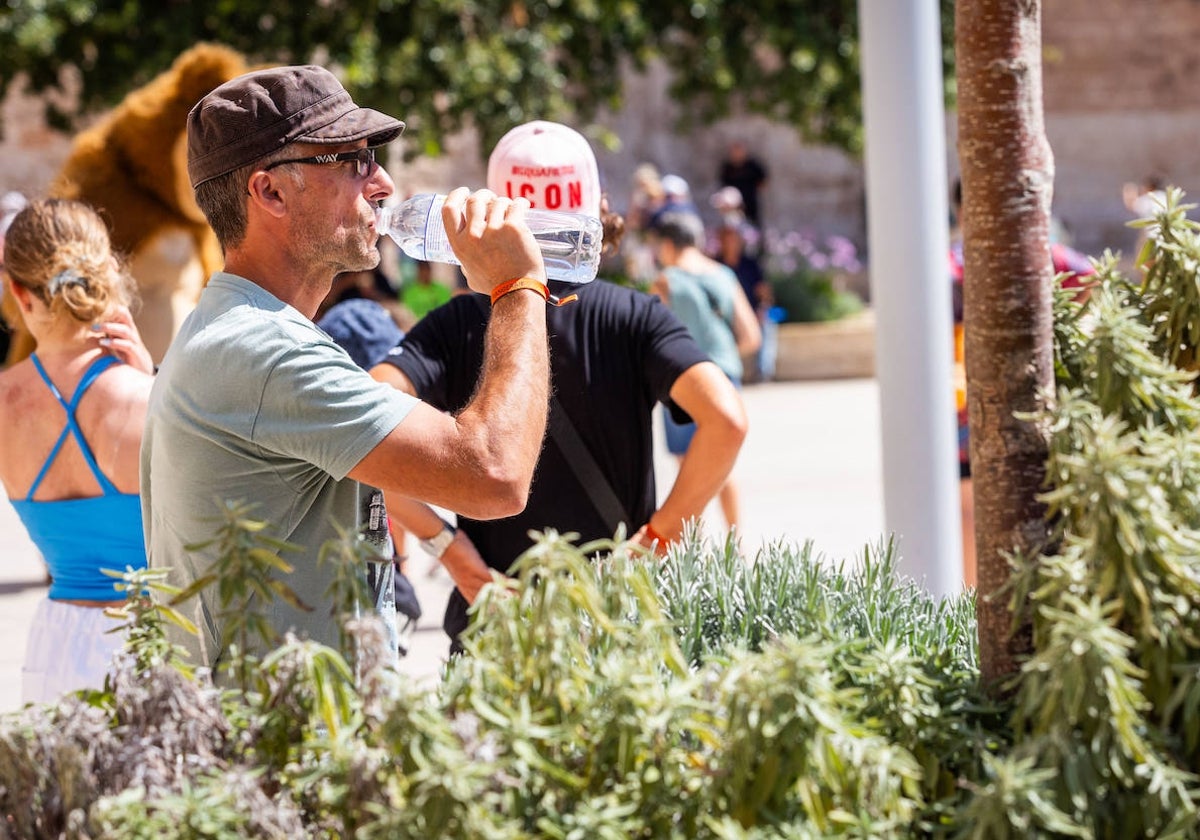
[490,277,548,306]
[644,521,668,545]
[490,277,578,307]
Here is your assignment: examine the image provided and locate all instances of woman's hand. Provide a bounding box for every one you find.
[93,306,154,375]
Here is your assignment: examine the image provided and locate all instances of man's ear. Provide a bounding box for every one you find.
[246,170,289,218]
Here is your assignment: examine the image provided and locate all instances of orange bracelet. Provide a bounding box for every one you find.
[644,521,668,545]
[489,276,578,307]
[490,277,547,306]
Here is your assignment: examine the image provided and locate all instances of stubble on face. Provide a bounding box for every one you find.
[286,170,380,281]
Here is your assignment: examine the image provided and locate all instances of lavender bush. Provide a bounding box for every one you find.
[759,228,865,323]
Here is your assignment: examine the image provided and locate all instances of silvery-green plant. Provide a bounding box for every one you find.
[173,499,309,693]
[985,192,1200,836]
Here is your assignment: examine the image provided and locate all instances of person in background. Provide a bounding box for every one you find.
[718,140,768,227]
[714,215,776,383]
[710,185,749,231]
[623,164,667,284]
[1123,174,1168,260]
[399,258,451,321]
[375,120,749,654]
[143,65,551,673]
[0,198,155,703]
[1123,174,1167,222]
[657,174,699,219]
[647,208,761,530]
[627,163,666,233]
[0,191,29,363]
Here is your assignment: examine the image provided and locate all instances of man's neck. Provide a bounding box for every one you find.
[222,252,328,320]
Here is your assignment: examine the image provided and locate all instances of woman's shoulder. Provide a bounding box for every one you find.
[0,357,38,411]
[0,364,20,417]
[84,358,154,409]
[108,358,155,390]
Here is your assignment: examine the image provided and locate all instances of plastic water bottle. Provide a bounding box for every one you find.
[376,193,603,284]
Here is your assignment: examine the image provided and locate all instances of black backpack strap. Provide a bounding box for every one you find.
[547,394,632,534]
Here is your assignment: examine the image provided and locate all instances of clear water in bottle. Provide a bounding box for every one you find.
[376,193,602,284]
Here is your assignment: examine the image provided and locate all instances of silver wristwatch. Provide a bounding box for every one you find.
[418,520,457,559]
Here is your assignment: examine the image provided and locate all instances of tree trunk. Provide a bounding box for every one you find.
[956,0,1054,686]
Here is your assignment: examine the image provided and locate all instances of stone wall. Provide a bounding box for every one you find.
[0,80,75,198]
[1038,0,1200,258]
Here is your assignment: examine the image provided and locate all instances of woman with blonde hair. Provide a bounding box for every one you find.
[0,198,154,704]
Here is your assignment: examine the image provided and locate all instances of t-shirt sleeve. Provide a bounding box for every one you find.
[381,299,487,413]
[254,341,419,481]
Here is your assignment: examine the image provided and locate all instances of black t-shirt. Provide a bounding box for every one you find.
[384,280,709,639]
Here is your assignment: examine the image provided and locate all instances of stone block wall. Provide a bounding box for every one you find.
[1040,0,1200,258]
[0,80,75,198]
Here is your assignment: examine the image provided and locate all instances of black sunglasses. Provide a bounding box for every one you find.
[263,147,376,178]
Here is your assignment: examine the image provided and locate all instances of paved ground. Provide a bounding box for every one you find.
[0,376,886,711]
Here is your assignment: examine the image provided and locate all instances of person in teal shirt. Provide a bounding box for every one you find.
[647,208,761,532]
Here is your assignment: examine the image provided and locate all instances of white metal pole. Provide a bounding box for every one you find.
[858,0,962,596]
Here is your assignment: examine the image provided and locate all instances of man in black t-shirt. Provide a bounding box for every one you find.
[373,120,748,651]
[376,278,748,648]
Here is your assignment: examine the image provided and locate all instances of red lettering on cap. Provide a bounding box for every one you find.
[504,180,584,210]
[504,181,538,203]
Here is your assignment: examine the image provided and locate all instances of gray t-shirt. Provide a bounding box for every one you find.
[141,272,418,671]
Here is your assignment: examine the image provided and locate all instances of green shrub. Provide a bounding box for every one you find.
[983,189,1200,838]
[769,269,864,324]
[0,523,989,838]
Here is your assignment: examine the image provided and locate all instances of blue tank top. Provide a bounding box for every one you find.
[10,353,147,601]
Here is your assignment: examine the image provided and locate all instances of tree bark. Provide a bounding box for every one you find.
[956,0,1054,686]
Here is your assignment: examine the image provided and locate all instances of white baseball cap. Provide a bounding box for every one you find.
[660,174,691,199]
[710,186,744,211]
[487,120,602,218]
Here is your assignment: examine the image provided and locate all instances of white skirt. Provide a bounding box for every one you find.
[22,598,127,705]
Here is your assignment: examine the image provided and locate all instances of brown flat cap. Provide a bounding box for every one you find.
[187,65,405,189]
